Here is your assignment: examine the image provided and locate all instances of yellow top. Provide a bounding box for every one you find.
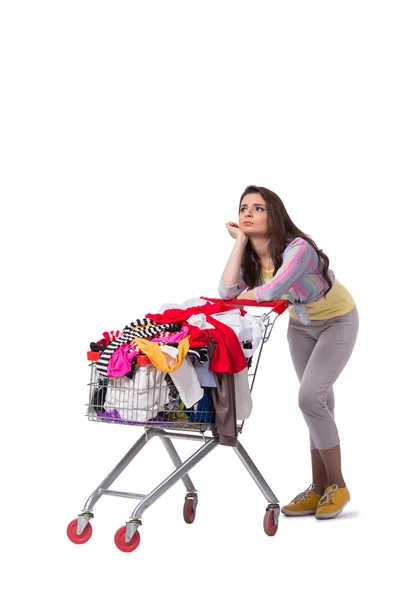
[260,268,355,321]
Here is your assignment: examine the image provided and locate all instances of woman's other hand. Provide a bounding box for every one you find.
[236,289,256,301]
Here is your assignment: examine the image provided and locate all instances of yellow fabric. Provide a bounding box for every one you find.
[260,267,355,321]
[260,269,275,279]
[135,336,190,373]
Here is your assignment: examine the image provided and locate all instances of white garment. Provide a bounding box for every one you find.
[186,313,215,330]
[234,367,253,419]
[104,365,169,421]
[161,345,204,409]
[157,297,208,312]
[194,360,217,387]
[241,313,263,357]
[212,309,263,358]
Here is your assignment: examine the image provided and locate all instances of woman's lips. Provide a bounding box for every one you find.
[243,221,253,225]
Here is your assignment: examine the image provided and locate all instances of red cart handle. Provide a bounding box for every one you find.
[200,296,289,315]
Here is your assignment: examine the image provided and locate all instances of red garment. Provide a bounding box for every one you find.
[206,315,247,374]
[146,302,246,324]
[96,330,121,347]
[182,321,247,372]
[184,325,211,348]
[146,303,247,374]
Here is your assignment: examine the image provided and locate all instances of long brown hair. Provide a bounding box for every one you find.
[240,185,333,296]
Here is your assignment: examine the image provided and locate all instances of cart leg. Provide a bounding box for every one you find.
[81,428,159,513]
[233,441,279,504]
[127,436,218,529]
[156,431,197,494]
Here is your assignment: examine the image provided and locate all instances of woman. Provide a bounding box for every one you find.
[218,185,359,520]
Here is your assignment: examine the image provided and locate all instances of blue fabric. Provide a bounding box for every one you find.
[186,388,215,423]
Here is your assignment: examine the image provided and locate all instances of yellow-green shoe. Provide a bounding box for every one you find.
[281,484,322,516]
[315,483,350,519]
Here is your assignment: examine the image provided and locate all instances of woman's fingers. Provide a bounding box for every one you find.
[225,221,245,239]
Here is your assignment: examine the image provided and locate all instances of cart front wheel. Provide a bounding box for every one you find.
[114,526,141,552]
[183,498,196,524]
[263,510,279,536]
[67,519,93,544]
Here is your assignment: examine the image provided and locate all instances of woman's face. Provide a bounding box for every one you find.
[239,193,268,236]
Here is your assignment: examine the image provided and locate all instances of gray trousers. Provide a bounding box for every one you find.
[287,306,359,451]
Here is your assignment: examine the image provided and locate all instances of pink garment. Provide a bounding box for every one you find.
[159,325,189,344]
[107,343,132,377]
[127,345,140,362]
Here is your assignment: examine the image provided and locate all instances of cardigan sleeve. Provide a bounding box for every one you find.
[254,238,314,302]
[218,268,248,300]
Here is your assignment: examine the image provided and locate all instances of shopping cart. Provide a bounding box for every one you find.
[66,297,289,552]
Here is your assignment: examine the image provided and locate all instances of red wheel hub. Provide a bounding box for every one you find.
[263,510,279,536]
[114,526,141,552]
[183,499,196,524]
[66,518,93,544]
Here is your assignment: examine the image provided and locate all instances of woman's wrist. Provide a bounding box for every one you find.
[235,234,248,247]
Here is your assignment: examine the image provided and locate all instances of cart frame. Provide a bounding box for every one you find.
[68,298,289,549]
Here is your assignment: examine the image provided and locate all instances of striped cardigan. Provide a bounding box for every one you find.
[218,237,335,325]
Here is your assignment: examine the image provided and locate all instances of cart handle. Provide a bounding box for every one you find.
[200,297,289,315]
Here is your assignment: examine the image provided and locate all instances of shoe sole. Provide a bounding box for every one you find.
[281,508,317,516]
[315,499,350,519]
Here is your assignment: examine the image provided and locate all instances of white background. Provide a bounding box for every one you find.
[1,1,399,598]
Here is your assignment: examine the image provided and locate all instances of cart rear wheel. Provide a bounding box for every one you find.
[67,518,93,544]
[183,498,196,524]
[263,510,279,536]
[114,526,141,552]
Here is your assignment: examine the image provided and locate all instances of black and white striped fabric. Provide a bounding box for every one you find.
[168,343,209,365]
[165,374,180,401]
[187,347,209,364]
[95,318,178,377]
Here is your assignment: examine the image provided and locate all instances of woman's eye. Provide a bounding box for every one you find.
[240,206,264,212]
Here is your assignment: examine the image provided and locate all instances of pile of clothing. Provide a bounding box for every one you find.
[89,298,264,447]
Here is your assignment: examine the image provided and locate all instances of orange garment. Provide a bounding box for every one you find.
[135,336,190,373]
